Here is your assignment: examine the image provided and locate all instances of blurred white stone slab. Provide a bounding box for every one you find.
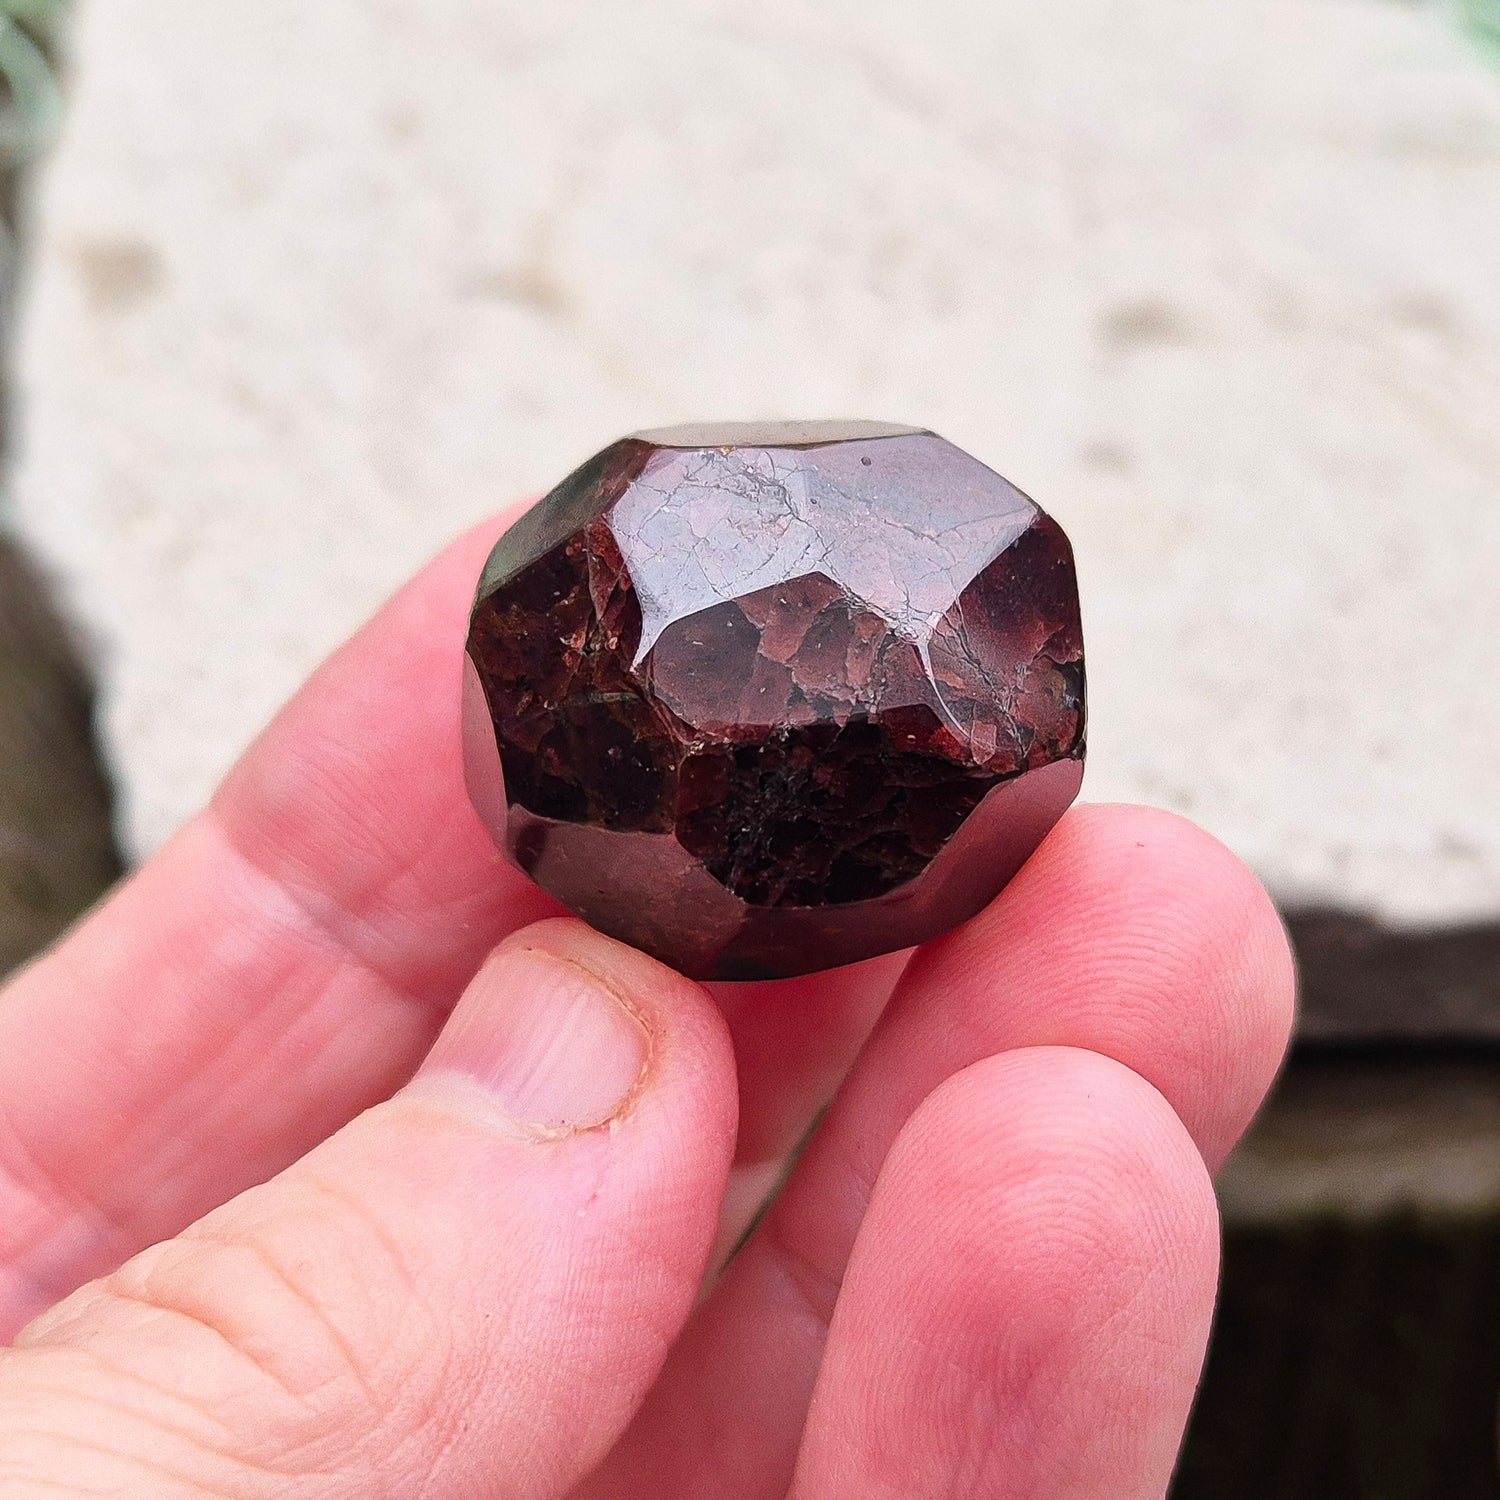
[12,0,1500,925]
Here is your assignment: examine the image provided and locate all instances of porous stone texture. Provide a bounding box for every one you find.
[465,424,1084,978]
[10,0,1500,933]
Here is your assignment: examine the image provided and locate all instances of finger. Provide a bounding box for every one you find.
[789,1048,1219,1500]
[581,803,1294,1500]
[0,514,552,1334]
[0,919,737,1500]
[708,950,909,1265]
[0,505,895,1336]
[853,803,1296,1173]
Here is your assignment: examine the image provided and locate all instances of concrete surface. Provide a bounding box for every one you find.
[9,0,1500,926]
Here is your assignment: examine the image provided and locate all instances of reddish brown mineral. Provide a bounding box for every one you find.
[464,422,1085,979]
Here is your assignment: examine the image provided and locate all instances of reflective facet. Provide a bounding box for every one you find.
[466,423,1086,979]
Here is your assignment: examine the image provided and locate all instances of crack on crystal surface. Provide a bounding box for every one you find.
[616,441,1035,674]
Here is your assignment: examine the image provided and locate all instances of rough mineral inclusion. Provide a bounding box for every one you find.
[464,422,1085,980]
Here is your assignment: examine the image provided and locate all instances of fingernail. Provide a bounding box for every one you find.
[421,946,651,1132]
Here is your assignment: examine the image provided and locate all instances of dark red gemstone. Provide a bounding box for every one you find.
[464,422,1085,980]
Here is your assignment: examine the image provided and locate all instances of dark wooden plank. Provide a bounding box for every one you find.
[1290,910,1500,1044]
[1175,1058,1500,1499]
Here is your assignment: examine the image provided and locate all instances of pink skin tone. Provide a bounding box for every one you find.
[0,516,1295,1498]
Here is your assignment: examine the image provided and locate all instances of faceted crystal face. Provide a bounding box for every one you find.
[465,422,1085,980]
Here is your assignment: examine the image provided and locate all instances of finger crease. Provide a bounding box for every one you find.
[758,1208,845,1335]
[205,807,444,1024]
[0,1107,138,1321]
[187,1227,384,1416]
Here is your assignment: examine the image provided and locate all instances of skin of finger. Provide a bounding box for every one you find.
[707,950,910,1265]
[874,804,1296,1174]
[0,517,535,1334]
[710,951,909,1169]
[577,803,1293,1500]
[787,1047,1220,1500]
[0,504,895,1338]
[0,922,738,1500]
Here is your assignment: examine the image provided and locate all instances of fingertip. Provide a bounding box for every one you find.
[904,802,1296,1169]
[886,1046,1220,1296]
[1059,803,1298,1112]
[421,918,740,1150]
[501,917,740,1082]
[794,1046,1220,1500]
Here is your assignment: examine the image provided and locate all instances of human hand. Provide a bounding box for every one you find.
[0,517,1295,1498]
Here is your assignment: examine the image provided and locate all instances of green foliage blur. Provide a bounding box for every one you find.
[0,0,66,175]
[1469,0,1500,52]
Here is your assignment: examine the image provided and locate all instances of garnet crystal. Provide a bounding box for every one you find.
[464,422,1085,980]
